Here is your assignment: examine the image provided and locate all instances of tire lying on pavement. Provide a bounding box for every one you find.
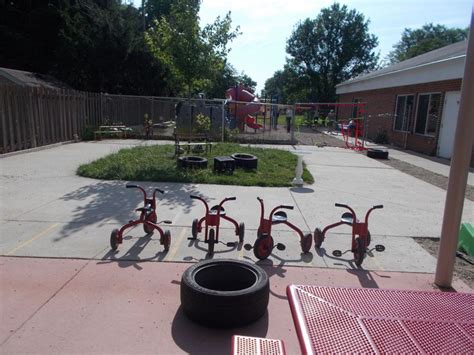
[231,153,258,169]
[180,259,269,328]
[367,148,389,159]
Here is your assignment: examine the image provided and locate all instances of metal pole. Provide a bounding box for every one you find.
[291,105,296,143]
[221,101,225,142]
[435,9,474,288]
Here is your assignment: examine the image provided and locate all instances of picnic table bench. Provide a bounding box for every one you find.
[174,132,213,156]
[94,125,129,140]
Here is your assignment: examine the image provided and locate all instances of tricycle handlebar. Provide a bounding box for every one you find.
[335,203,349,208]
[373,205,383,209]
[154,188,164,194]
[190,195,199,199]
[227,197,236,201]
[280,205,294,210]
[126,184,138,189]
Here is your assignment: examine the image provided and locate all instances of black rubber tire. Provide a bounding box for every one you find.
[238,222,245,243]
[354,237,366,267]
[180,259,269,328]
[231,153,258,169]
[366,230,371,247]
[110,229,119,251]
[208,229,215,255]
[191,218,199,239]
[143,212,157,234]
[162,230,171,252]
[178,156,208,169]
[367,148,389,159]
[253,236,274,260]
[314,228,324,249]
[301,233,313,253]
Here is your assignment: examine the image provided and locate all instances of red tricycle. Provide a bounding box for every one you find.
[190,195,245,255]
[245,197,313,260]
[314,203,384,266]
[110,184,171,252]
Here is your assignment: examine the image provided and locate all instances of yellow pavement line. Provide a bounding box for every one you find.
[6,223,59,255]
[371,253,385,271]
[165,227,187,262]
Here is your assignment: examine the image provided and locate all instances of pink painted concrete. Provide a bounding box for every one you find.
[0,257,471,354]
[0,257,89,345]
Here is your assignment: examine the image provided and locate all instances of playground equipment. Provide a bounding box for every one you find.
[340,118,366,151]
[314,203,384,266]
[110,184,171,252]
[190,195,245,255]
[295,102,368,150]
[245,197,312,260]
[226,85,261,131]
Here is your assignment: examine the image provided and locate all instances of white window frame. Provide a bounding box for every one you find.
[414,92,442,137]
[393,94,414,132]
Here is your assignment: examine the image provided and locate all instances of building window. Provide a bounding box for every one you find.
[415,93,441,136]
[393,95,414,132]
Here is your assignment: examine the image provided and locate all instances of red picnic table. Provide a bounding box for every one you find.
[287,285,474,354]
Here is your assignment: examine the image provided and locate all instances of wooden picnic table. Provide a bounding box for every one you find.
[94,125,129,140]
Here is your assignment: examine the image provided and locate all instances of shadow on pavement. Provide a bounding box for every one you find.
[55,180,200,241]
[171,306,269,355]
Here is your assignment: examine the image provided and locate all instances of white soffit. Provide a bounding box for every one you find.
[336,56,465,94]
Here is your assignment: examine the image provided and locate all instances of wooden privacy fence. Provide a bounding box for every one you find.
[0,84,102,154]
[0,86,181,154]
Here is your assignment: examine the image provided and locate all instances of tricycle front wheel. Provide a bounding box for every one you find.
[208,229,215,256]
[301,233,313,253]
[161,230,171,252]
[253,236,274,260]
[238,222,245,243]
[143,212,157,234]
[314,228,324,249]
[354,237,366,267]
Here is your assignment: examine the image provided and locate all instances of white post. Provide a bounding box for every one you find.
[292,154,304,187]
[435,9,474,288]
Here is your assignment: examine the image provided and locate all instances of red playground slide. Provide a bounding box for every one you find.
[226,85,262,130]
[244,115,263,130]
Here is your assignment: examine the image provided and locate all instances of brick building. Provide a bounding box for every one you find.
[335,41,473,166]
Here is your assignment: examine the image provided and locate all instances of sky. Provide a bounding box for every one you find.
[135,0,472,94]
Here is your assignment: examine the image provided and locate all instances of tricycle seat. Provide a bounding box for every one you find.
[272,211,287,223]
[210,205,226,216]
[136,206,153,213]
[341,212,357,225]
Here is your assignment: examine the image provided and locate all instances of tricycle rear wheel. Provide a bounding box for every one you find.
[314,228,324,249]
[238,222,245,243]
[162,230,171,252]
[191,218,199,239]
[301,233,313,253]
[110,229,119,251]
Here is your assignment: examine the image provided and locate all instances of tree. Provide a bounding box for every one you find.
[285,3,378,102]
[387,24,469,64]
[145,1,239,96]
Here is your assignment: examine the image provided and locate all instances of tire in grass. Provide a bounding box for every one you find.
[180,259,269,328]
[231,153,258,169]
[367,148,389,159]
[178,156,208,169]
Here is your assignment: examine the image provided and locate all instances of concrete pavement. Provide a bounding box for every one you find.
[1,140,472,273]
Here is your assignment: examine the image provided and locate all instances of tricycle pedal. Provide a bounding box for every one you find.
[332,250,342,257]
[275,243,286,251]
[375,244,385,252]
[243,243,253,251]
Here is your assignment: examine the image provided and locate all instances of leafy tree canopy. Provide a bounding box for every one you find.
[387,23,469,64]
[0,0,248,98]
[285,3,379,102]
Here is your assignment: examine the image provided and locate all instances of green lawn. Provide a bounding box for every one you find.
[77,143,314,187]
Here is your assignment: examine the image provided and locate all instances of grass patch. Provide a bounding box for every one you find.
[77,143,314,187]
